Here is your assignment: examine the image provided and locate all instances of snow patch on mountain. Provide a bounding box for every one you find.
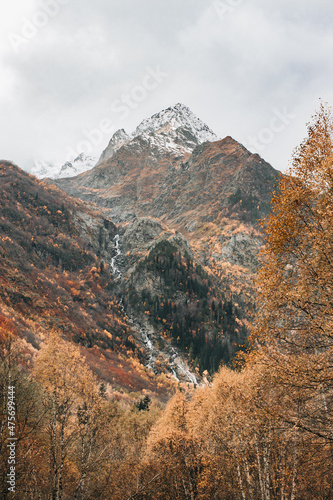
[134,103,218,144]
[31,153,97,179]
[57,154,97,179]
[30,159,62,179]
[97,103,219,165]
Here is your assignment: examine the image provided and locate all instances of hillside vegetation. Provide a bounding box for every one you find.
[1,106,333,498]
[0,162,178,399]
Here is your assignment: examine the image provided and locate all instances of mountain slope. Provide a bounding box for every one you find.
[0,161,188,399]
[109,216,247,375]
[2,159,243,389]
[41,103,281,379]
[55,134,278,228]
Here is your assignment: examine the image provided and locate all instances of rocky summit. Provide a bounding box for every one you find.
[54,105,278,225]
[96,102,219,167]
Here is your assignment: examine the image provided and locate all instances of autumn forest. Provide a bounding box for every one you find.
[1,105,333,499]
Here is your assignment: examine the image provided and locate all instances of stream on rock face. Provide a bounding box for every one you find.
[134,320,198,385]
[111,236,198,385]
[110,234,122,279]
[169,347,198,385]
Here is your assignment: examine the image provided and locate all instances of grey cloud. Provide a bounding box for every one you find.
[0,0,333,171]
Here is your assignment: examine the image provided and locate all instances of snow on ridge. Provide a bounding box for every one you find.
[96,129,130,166]
[31,153,97,180]
[130,128,195,156]
[30,159,63,180]
[57,153,97,179]
[34,104,219,176]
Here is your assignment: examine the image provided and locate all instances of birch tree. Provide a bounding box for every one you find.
[33,333,100,500]
[253,103,333,447]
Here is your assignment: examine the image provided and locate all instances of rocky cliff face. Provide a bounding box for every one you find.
[55,136,278,227]
[96,128,130,166]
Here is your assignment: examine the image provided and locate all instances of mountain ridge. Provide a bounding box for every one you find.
[54,133,278,227]
[1,160,233,388]
[31,152,98,180]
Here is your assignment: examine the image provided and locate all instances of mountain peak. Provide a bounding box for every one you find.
[165,102,192,114]
[133,103,218,144]
[96,129,130,166]
[97,103,219,166]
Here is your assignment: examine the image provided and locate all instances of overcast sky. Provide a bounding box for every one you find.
[1,0,333,172]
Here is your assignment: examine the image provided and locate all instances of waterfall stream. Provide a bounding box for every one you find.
[123,306,198,384]
[110,234,122,279]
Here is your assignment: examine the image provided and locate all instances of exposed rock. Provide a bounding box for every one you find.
[96,128,130,166]
[219,232,263,270]
[96,102,219,168]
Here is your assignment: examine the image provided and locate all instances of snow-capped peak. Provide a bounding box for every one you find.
[31,153,97,180]
[97,103,219,165]
[133,103,218,144]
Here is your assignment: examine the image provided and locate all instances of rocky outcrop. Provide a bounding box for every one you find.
[218,232,263,270]
[96,128,130,166]
[96,103,219,168]
[54,136,279,228]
